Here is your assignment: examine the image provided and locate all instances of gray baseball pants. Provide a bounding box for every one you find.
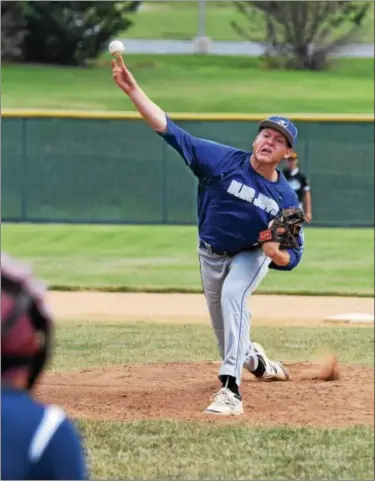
[198,246,271,387]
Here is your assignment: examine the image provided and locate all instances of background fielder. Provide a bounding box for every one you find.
[283,151,312,222]
[111,55,305,416]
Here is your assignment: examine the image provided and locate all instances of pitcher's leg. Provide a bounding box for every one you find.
[219,250,270,387]
[198,248,230,359]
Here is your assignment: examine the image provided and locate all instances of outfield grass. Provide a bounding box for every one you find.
[79,420,374,480]
[2,56,374,113]
[2,224,374,296]
[53,321,374,371]
[123,1,375,44]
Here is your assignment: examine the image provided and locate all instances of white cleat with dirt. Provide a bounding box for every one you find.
[204,387,244,416]
[250,342,290,381]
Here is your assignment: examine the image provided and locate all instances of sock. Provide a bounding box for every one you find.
[251,355,266,377]
[219,375,241,398]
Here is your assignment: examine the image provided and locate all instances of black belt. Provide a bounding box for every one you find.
[199,240,259,257]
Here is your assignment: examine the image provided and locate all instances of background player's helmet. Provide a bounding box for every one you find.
[1,253,53,389]
[285,151,299,162]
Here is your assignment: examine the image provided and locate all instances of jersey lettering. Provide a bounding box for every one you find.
[227,180,242,197]
[253,193,279,215]
[227,180,279,215]
[239,185,255,203]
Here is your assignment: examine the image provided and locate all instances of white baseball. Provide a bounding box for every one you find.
[108,40,125,56]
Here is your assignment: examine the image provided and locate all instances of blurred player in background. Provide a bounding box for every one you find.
[283,151,312,222]
[1,253,88,480]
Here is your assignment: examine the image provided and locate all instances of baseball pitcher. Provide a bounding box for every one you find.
[111,56,305,416]
[1,253,88,479]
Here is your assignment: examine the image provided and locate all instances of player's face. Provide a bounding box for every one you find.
[252,129,291,165]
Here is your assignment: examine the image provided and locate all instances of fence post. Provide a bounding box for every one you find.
[161,140,168,224]
[304,137,310,177]
[21,118,28,221]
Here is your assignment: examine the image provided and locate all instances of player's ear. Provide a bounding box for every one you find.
[284,148,292,159]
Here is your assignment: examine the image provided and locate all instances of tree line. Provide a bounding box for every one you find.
[1,1,371,70]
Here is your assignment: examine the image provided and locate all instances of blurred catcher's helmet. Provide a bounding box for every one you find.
[1,253,53,389]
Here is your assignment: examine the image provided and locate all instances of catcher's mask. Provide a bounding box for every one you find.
[1,254,53,390]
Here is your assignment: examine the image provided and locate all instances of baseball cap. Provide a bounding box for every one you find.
[286,151,298,161]
[258,116,298,147]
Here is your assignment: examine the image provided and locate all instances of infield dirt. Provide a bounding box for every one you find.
[37,291,374,428]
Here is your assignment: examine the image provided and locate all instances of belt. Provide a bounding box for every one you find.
[199,240,259,257]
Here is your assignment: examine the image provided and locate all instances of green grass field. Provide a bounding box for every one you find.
[79,419,374,479]
[50,320,374,479]
[53,321,374,372]
[123,1,375,44]
[2,223,374,296]
[2,56,374,113]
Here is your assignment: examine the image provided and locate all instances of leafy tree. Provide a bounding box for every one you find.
[1,2,27,61]
[2,1,140,65]
[231,1,371,70]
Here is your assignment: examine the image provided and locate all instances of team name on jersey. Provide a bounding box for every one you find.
[227,180,280,215]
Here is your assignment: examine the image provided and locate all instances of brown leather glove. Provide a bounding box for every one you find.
[258,207,306,249]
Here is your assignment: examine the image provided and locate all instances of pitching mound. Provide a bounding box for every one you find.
[37,362,374,428]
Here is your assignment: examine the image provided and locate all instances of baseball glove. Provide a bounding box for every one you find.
[258,207,306,249]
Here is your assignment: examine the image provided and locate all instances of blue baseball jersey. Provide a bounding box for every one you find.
[1,385,88,480]
[158,116,304,270]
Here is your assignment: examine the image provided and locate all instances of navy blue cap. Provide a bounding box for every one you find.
[258,116,298,147]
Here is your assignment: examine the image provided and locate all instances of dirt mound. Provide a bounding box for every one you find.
[37,361,374,428]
